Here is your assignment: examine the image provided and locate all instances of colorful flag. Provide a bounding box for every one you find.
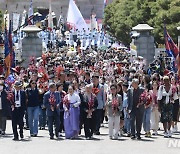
[28,0,34,25]
[4,24,11,78]
[9,20,15,68]
[67,0,88,32]
[164,26,179,72]
[164,26,179,58]
[5,74,15,88]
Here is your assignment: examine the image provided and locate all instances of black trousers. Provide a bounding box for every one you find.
[0,110,7,132]
[59,111,64,132]
[48,113,60,137]
[130,106,144,137]
[12,108,24,138]
[84,113,96,138]
[95,109,103,132]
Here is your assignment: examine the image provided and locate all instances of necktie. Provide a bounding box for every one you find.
[16,91,19,101]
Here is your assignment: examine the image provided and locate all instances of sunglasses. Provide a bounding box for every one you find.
[32,82,36,84]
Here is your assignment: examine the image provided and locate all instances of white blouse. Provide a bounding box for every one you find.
[63,93,81,111]
[157,85,178,104]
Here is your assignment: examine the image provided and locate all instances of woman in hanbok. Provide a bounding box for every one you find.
[63,85,81,139]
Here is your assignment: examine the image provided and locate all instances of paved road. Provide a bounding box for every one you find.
[0,121,180,154]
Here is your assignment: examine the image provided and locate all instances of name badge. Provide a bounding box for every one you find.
[15,101,21,107]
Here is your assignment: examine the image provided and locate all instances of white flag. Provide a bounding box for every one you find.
[90,13,98,31]
[21,10,27,26]
[67,0,88,32]
[4,12,9,29]
[48,0,53,31]
[13,13,20,31]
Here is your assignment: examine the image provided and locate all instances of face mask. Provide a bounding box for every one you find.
[0,86,3,91]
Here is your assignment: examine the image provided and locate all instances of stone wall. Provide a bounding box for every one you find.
[0,0,113,19]
[22,33,42,67]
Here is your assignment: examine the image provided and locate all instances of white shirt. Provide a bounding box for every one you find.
[68,93,81,107]
[63,93,81,111]
[15,90,21,107]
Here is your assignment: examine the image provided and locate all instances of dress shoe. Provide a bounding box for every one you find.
[137,136,141,140]
[20,134,24,139]
[12,138,19,141]
[50,136,54,140]
[95,131,100,135]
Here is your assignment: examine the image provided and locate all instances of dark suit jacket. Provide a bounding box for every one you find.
[43,91,61,116]
[82,94,98,116]
[12,90,26,114]
[1,90,11,117]
[127,87,144,111]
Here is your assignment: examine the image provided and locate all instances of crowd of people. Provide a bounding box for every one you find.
[0,44,179,141]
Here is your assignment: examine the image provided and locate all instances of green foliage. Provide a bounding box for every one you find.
[104,0,180,46]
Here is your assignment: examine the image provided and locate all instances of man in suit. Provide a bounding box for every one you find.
[91,73,105,135]
[11,81,26,141]
[0,80,10,135]
[127,78,145,140]
[43,83,61,139]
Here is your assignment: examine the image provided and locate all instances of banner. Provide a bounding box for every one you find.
[67,0,88,32]
[4,12,9,30]
[21,10,27,26]
[13,13,20,31]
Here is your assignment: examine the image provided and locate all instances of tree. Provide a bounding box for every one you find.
[104,0,180,46]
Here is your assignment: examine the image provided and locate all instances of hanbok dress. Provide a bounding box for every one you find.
[63,93,81,139]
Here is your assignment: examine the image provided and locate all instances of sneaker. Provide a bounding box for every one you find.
[113,136,118,140]
[1,131,5,135]
[127,133,131,137]
[168,130,172,138]
[109,136,113,140]
[152,131,158,136]
[175,125,178,132]
[131,135,136,139]
[145,132,148,137]
[172,127,176,133]
[164,132,168,138]
[147,132,151,137]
